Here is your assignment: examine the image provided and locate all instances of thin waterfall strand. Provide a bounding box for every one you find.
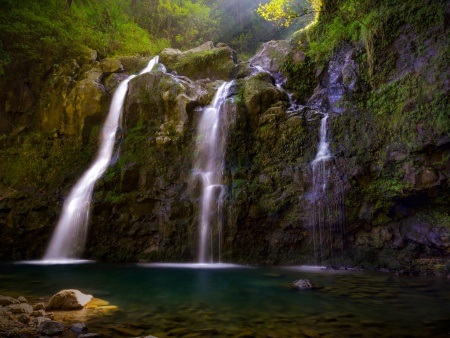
[309,113,344,265]
[44,56,159,260]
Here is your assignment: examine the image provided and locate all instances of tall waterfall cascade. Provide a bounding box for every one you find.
[308,113,345,265]
[43,56,159,261]
[192,81,234,263]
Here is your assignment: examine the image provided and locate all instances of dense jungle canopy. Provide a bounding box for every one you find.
[0,0,313,76]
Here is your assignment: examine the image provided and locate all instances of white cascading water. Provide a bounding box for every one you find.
[44,56,159,261]
[193,81,233,263]
[309,113,344,265]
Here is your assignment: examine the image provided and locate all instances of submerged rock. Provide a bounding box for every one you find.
[46,289,93,310]
[38,320,64,336]
[71,322,87,333]
[293,279,314,289]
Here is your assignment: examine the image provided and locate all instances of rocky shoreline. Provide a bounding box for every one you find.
[0,290,123,338]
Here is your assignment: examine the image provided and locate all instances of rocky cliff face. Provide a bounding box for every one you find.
[0,7,448,275]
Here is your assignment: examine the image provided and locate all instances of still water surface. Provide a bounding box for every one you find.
[1,263,449,337]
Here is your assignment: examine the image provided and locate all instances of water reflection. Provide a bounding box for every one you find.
[1,263,449,337]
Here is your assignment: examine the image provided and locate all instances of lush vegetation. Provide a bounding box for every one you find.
[0,0,316,76]
[0,0,163,74]
[256,0,319,27]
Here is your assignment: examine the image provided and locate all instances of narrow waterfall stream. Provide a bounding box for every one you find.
[309,113,345,265]
[193,81,233,263]
[43,56,159,261]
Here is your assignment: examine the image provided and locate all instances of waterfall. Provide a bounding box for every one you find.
[192,81,233,263]
[44,56,159,261]
[308,113,345,265]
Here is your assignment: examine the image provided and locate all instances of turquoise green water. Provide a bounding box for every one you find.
[1,263,449,337]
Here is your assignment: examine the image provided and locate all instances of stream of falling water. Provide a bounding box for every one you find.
[309,113,345,265]
[43,56,159,261]
[192,81,233,263]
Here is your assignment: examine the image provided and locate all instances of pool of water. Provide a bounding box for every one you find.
[1,262,449,337]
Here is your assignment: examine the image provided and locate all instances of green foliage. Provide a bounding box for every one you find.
[288,0,447,70]
[101,190,128,204]
[282,56,316,103]
[366,178,408,200]
[366,73,450,152]
[0,0,319,75]
[130,0,215,49]
[422,210,450,228]
[0,0,162,76]
[256,0,312,27]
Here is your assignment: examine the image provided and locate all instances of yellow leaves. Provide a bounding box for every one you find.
[256,0,316,27]
[256,0,298,27]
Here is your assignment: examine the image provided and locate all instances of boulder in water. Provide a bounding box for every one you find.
[46,289,93,310]
[38,320,64,336]
[71,322,87,333]
[293,279,314,289]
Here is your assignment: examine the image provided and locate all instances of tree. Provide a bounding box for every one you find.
[130,0,215,49]
[256,0,319,27]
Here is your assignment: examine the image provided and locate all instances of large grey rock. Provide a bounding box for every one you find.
[46,289,93,310]
[248,40,292,73]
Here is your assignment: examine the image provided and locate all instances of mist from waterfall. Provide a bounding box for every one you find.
[192,81,233,263]
[43,56,159,261]
[308,113,345,265]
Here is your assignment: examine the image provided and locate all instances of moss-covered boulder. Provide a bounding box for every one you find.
[159,41,237,80]
[124,69,214,138]
[240,72,288,119]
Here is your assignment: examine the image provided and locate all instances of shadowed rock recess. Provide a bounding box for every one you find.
[0,1,448,275]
